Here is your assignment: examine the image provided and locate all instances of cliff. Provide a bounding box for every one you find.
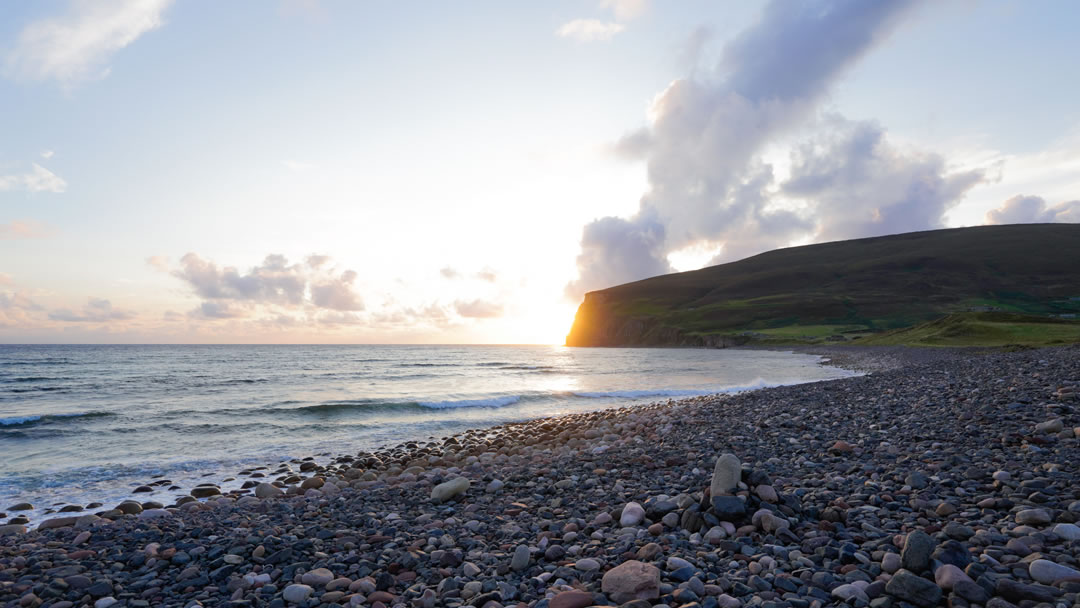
[565,224,1080,347]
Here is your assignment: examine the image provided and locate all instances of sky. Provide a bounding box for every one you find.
[1,0,1078,345]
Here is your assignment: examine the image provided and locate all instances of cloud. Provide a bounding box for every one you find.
[0,219,56,239]
[49,297,136,322]
[0,291,44,328]
[984,195,1080,225]
[0,292,42,312]
[474,268,497,282]
[4,0,172,85]
[556,19,626,42]
[0,164,67,193]
[311,270,364,311]
[172,253,364,318]
[0,273,12,287]
[566,0,955,298]
[145,255,169,272]
[600,0,648,21]
[454,298,504,319]
[40,150,55,159]
[440,266,460,279]
[782,117,984,243]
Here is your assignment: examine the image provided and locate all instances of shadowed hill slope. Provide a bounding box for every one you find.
[565,224,1080,346]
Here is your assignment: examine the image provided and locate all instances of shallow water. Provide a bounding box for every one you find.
[0,344,855,518]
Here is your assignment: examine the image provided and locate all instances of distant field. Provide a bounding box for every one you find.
[857,312,1080,347]
[566,224,1080,348]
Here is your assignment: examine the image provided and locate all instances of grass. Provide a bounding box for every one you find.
[857,312,1080,347]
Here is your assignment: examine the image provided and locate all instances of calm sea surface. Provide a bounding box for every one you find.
[0,345,855,519]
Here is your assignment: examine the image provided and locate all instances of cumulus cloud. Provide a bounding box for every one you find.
[172,253,363,318]
[984,195,1080,225]
[0,164,67,193]
[49,297,136,322]
[0,219,56,239]
[0,291,44,328]
[556,19,626,42]
[145,255,169,272]
[454,298,504,319]
[565,0,983,298]
[4,0,173,85]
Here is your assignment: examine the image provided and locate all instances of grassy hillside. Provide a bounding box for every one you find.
[565,224,1080,347]
[857,312,1080,347]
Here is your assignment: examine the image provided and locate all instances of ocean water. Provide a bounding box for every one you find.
[0,345,855,519]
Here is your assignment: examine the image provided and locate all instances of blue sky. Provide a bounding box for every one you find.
[1,0,1078,343]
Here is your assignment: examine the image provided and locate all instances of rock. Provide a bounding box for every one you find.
[755,484,778,503]
[995,579,1059,603]
[0,524,26,536]
[138,509,171,520]
[1028,559,1080,585]
[953,579,990,603]
[190,486,220,498]
[934,564,972,590]
[905,471,929,489]
[300,476,324,490]
[1035,418,1063,433]
[882,553,902,574]
[431,477,470,503]
[301,567,334,587]
[94,598,117,608]
[711,495,746,521]
[1015,508,1051,525]
[549,590,593,608]
[116,501,142,515]
[255,482,283,498]
[832,583,870,603]
[510,544,530,571]
[711,453,741,496]
[575,558,601,571]
[1052,522,1080,540]
[885,570,943,608]
[283,584,314,604]
[37,516,77,530]
[901,530,934,573]
[601,560,661,604]
[620,501,645,526]
[8,503,33,511]
[485,479,504,493]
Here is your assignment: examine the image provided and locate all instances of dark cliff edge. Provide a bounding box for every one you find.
[565,292,751,348]
[564,224,1080,347]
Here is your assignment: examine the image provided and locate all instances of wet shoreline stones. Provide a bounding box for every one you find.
[1,344,1079,608]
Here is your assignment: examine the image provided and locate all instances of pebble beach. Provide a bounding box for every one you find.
[2,345,1079,608]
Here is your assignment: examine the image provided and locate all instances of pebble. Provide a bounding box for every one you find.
[602,560,661,604]
[430,476,470,503]
[711,453,741,496]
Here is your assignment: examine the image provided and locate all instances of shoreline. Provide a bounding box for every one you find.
[2,349,855,526]
[2,344,1078,608]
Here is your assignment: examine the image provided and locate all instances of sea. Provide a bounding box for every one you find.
[0,344,856,520]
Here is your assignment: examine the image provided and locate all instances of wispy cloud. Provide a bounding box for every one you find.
[454,298,504,319]
[145,255,170,272]
[4,0,173,86]
[0,164,67,193]
[0,219,56,240]
[49,297,137,322]
[556,19,626,42]
[172,252,365,318]
[600,0,647,21]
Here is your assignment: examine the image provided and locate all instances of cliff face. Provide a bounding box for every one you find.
[565,292,749,348]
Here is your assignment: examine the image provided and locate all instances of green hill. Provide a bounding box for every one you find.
[565,224,1080,347]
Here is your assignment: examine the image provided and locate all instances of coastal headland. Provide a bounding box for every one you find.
[2,345,1079,608]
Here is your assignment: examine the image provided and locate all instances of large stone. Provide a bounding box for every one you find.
[1035,418,1063,434]
[711,453,741,496]
[301,567,334,587]
[934,564,972,590]
[190,486,221,498]
[881,553,901,574]
[255,482,283,498]
[1052,523,1080,540]
[832,583,870,603]
[901,530,935,573]
[1015,508,1051,525]
[620,501,645,526]
[601,560,661,604]
[282,584,313,604]
[1028,559,1080,585]
[0,524,26,537]
[510,544,530,571]
[431,477,470,503]
[995,579,1059,603]
[549,590,594,608]
[885,570,942,608]
[711,495,746,521]
[37,516,77,530]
